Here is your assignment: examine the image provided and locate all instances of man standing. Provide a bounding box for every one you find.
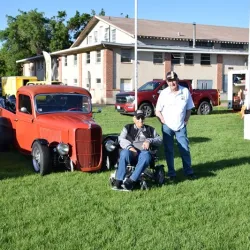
[113,110,162,191]
[155,71,196,181]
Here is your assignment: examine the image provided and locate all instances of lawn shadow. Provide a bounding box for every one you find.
[173,156,250,183]
[189,137,211,144]
[0,150,35,180]
[211,109,234,115]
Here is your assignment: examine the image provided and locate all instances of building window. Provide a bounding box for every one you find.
[221,43,244,49]
[74,55,77,66]
[111,29,116,42]
[190,41,214,48]
[153,52,163,64]
[88,36,92,44]
[120,79,132,92]
[121,49,132,63]
[96,50,101,63]
[19,95,32,114]
[99,26,103,41]
[73,79,77,85]
[184,53,193,65]
[86,52,90,64]
[96,78,101,84]
[94,31,98,43]
[171,53,181,64]
[104,28,109,41]
[64,56,67,66]
[200,54,211,65]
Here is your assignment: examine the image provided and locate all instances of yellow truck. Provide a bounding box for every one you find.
[2,76,38,96]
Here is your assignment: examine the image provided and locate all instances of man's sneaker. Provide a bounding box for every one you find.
[168,176,177,184]
[111,180,131,191]
[111,186,131,192]
[121,178,134,191]
[187,174,198,180]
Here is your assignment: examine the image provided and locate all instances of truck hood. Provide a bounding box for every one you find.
[36,113,99,129]
[116,91,135,96]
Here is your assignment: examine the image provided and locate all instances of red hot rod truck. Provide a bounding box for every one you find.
[0,85,116,175]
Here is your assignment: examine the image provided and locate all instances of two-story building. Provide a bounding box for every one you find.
[17,15,249,103]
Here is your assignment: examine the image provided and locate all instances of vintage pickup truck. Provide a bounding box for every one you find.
[115,80,220,117]
[0,85,114,175]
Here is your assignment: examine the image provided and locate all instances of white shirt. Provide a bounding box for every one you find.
[156,86,195,131]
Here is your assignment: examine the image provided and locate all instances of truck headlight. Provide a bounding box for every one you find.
[126,95,135,103]
[105,140,116,152]
[57,143,69,155]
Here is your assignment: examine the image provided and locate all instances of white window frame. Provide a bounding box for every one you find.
[86,52,90,64]
[171,53,181,64]
[111,29,116,42]
[153,52,163,64]
[96,50,101,63]
[64,56,67,66]
[200,54,211,65]
[74,55,77,66]
[88,36,92,44]
[94,31,98,43]
[104,28,109,41]
[184,53,194,65]
[121,49,132,63]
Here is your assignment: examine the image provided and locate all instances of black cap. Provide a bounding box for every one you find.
[134,109,145,119]
[166,71,178,81]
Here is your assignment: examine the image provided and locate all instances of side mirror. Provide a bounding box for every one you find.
[20,107,30,114]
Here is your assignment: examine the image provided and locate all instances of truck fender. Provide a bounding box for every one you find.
[31,139,49,149]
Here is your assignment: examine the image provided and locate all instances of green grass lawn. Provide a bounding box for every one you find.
[1,106,250,250]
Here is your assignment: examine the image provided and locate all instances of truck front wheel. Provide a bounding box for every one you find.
[32,141,51,176]
[197,101,212,115]
[139,103,154,117]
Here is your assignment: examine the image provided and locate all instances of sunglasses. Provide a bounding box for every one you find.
[136,116,145,120]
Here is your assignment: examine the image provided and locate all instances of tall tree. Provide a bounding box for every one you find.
[0,9,50,75]
[0,8,106,75]
[67,9,105,40]
[48,11,72,51]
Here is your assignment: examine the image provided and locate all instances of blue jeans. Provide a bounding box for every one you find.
[116,149,152,182]
[162,124,193,177]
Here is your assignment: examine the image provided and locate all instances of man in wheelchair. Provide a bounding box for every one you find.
[112,110,163,191]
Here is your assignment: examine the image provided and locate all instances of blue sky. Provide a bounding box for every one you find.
[0,0,249,31]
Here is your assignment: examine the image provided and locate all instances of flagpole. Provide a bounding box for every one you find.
[134,0,138,110]
[248,16,250,109]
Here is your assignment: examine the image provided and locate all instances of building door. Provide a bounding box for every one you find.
[197,80,213,89]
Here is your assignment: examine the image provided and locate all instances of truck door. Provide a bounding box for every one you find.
[15,94,36,152]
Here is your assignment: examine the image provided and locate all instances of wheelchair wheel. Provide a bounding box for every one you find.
[154,165,165,186]
[140,180,149,190]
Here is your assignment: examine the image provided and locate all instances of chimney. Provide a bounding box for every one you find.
[193,22,196,48]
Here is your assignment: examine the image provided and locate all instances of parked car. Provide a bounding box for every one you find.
[0,85,112,175]
[115,80,220,117]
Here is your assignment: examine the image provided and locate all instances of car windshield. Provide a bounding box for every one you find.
[35,93,91,114]
[138,81,160,91]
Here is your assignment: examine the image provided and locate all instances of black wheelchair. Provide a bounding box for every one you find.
[102,135,165,190]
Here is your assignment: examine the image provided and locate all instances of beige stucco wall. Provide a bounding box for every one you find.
[61,55,79,86]
[172,53,217,88]
[81,51,103,103]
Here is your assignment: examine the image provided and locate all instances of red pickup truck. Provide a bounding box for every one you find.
[115,80,220,116]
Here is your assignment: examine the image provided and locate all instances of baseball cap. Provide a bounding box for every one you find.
[166,71,178,81]
[134,110,145,119]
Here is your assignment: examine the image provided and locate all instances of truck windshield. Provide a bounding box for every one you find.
[35,93,91,114]
[138,81,160,91]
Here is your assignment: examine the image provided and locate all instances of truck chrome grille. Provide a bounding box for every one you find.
[75,127,102,169]
[116,96,127,104]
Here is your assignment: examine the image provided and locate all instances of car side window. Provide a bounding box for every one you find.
[19,94,32,114]
[179,82,189,89]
